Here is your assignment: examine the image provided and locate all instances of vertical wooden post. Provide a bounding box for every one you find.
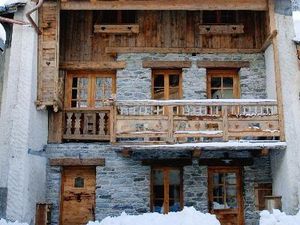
[167,106,174,143]
[222,105,229,141]
[268,0,285,141]
[110,104,117,143]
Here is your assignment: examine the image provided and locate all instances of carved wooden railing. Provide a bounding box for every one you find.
[62,100,280,143]
[115,99,280,144]
[63,108,113,141]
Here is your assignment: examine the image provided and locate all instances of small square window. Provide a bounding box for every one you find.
[74,177,84,188]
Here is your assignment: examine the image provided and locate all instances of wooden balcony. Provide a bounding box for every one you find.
[62,99,281,145]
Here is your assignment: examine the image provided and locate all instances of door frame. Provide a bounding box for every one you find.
[59,166,96,225]
[208,166,244,225]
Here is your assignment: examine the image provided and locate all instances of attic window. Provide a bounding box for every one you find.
[98,10,136,24]
[203,11,237,24]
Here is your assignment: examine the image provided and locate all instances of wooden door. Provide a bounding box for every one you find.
[60,166,96,225]
[208,167,244,225]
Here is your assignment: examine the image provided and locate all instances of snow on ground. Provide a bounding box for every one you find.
[87,207,221,225]
[260,210,300,225]
[0,219,28,225]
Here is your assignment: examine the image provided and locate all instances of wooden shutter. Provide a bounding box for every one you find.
[36,1,62,112]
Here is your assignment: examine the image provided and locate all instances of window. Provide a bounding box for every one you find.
[203,11,237,24]
[65,71,116,109]
[151,167,183,214]
[152,70,182,100]
[207,69,240,99]
[74,177,85,188]
[98,10,136,24]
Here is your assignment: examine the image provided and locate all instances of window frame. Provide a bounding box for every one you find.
[150,166,184,214]
[151,69,183,100]
[64,71,116,110]
[207,69,240,99]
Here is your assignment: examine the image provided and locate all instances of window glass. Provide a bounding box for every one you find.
[95,77,113,107]
[212,173,238,209]
[152,168,182,214]
[153,75,165,100]
[169,75,180,100]
[71,77,88,108]
[74,177,84,188]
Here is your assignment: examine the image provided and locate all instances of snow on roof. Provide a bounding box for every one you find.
[0,23,5,42]
[293,11,300,43]
[87,207,221,225]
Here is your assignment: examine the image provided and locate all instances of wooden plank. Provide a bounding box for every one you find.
[50,158,105,166]
[37,1,61,110]
[94,24,139,34]
[59,61,126,70]
[197,61,250,68]
[48,111,63,144]
[199,25,244,35]
[142,61,192,69]
[35,203,52,225]
[106,47,261,54]
[268,0,285,142]
[61,0,268,11]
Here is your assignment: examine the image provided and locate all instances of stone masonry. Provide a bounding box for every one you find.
[46,144,272,225]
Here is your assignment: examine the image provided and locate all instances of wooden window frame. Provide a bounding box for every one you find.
[207,69,240,99]
[150,166,183,214]
[152,69,183,100]
[64,71,116,110]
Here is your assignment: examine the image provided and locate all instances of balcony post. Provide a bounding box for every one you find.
[222,105,229,141]
[167,106,175,144]
[110,103,117,144]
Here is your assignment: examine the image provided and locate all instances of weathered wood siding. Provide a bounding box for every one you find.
[59,10,267,62]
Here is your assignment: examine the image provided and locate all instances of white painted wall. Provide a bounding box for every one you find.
[269,13,300,214]
[0,3,48,224]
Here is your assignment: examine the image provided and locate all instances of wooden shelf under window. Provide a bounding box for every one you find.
[199,24,244,35]
[94,24,139,34]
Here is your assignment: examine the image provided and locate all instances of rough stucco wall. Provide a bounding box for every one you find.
[270,9,300,213]
[117,53,267,100]
[264,46,277,100]
[0,5,48,224]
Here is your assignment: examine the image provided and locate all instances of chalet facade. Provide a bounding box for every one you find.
[1,0,300,225]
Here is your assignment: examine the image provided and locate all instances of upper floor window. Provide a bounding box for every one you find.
[203,11,237,24]
[151,167,183,214]
[97,10,137,24]
[152,70,182,100]
[207,69,240,99]
[65,71,116,109]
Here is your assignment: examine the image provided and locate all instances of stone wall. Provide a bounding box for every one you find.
[116,53,267,100]
[46,143,271,225]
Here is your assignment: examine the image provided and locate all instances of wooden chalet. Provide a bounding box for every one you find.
[37,0,287,224]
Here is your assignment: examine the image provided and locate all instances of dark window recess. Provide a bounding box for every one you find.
[74,177,84,188]
[203,11,237,24]
[97,10,136,24]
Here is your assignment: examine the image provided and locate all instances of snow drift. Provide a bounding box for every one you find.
[260,210,300,225]
[87,207,221,225]
[0,219,28,225]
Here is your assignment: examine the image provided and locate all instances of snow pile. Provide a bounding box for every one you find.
[260,210,300,225]
[0,0,27,8]
[0,219,28,225]
[87,207,220,225]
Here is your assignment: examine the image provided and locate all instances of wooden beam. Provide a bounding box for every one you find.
[142,158,192,166]
[197,61,250,68]
[143,61,192,69]
[49,158,105,166]
[61,0,268,11]
[106,47,261,54]
[199,25,244,35]
[260,30,278,52]
[59,61,126,70]
[268,0,285,142]
[94,24,139,34]
[192,149,202,158]
[48,111,63,144]
[198,158,254,166]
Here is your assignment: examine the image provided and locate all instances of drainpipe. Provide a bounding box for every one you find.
[0,0,43,34]
[26,0,43,35]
